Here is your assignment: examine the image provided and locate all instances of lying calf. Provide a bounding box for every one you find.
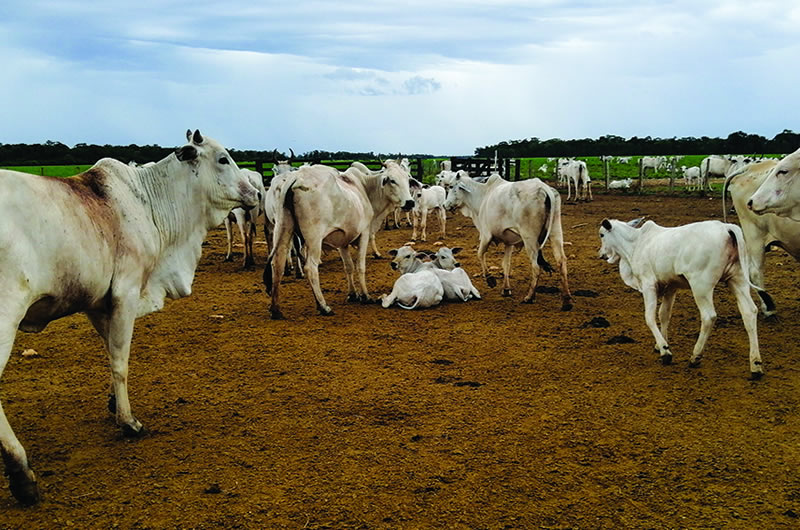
[388,246,480,302]
[381,269,444,309]
[598,218,771,378]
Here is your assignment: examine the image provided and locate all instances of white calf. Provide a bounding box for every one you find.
[411,185,447,241]
[608,178,632,190]
[387,246,480,302]
[598,218,768,378]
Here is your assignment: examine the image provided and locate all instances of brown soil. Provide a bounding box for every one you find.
[3,193,800,528]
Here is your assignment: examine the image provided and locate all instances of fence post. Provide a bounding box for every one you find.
[638,158,644,194]
[669,160,675,194]
[603,156,609,190]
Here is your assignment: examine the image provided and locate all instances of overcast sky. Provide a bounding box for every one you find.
[1,1,798,155]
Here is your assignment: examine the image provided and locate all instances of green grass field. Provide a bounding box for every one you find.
[0,165,94,178]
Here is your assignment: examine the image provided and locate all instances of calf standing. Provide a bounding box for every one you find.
[598,218,770,378]
[411,185,447,241]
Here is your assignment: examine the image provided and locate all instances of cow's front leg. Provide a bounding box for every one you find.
[103,295,144,436]
[476,235,495,288]
[420,209,428,241]
[643,287,672,365]
[339,248,360,302]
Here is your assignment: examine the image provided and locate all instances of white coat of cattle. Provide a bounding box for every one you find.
[608,178,633,190]
[599,218,768,377]
[386,246,480,303]
[640,156,667,174]
[265,160,415,318]
[748,147,800,221]
[264,160,305,278]
[443,173,572,309]
[723,158,797,316]
[224,168,266,268]
[0,130,259,505]
[700,155,752,190]
[381,269,443,309]
[559,159,592,201]
[682,166,701,190]
[411,185,447,242]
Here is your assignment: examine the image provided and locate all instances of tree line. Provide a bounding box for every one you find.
[1,129,798,166]
[475,130,800,159]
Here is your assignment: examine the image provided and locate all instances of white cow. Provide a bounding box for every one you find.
[411,185,447,242]
[443,173,572,309]
[700,155,752,190]
[608,178,633,190]
[538,163,549,174]
[265,160,305,278]
[381,269,444,309]
[598,218,766,378]
[0,130,259,505]
[617,156,632,164]
[560,159,592,201]
[223,168,266,268]
[265,160,415,318]
[386,246,480,302]
[640,156,667,177]
[748,147,800,221]
[682,166,701,190]
[723,158,797,316]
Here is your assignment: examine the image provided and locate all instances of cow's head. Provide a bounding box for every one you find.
[381,160,415,211]
[598,218,644,263]
[175,130,260,216]
[443,173,471,211]
[747,148,800,220]
[388,245,426,274]
[433,246,462,270]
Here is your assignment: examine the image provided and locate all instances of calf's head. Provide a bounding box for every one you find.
[433,247,462,270]
[388,245,427,274]
[598,218,644,263]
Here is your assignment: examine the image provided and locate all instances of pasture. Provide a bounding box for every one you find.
[2,193,800,527]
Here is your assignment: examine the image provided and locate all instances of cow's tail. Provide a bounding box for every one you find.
[263,178,301,293]
[397,297,421,310]
[536,187,555,274]
[722,166,748,223]
[728,227,775,313]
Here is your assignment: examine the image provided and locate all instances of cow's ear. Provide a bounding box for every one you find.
[388,249,398,257]
[186,129,192,141]
[451,247,463,254]
[416,252,429,260]
[601,219,612,231]
[193,129,204,145]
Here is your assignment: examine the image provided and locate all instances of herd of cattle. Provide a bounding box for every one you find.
[0,129,798,506]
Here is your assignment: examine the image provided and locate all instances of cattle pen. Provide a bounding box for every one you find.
[3,192,799,528]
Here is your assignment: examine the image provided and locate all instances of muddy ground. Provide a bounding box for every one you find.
[2,192,800,528]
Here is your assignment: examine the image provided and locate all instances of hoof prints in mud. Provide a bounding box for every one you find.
[434,376,483,388]
[581,316,610,328]
[607,334,637,344]
[573,289,599,297]
[535,286,560,294]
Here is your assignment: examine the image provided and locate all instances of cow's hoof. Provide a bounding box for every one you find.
[347,293,360,303]
[108,395,117,414]
[750,370,764,381]
[561,301,573,311]
[121,421,145,438]
[502,289,512,297]
[661,354,673,366]
[270,310,285,320]
[8,473,39,506]
[372,254,384,260]
[688,359,701,368]
[521,297,535,304]
[223,256,233,263]
[486,276,497,288]
[318,306,335,316]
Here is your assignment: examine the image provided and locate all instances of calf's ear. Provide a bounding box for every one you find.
[451,247,463,254]
[388,249,398,257]
[601,219,612,231]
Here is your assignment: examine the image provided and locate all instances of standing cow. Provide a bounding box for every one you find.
[598,218,767,378]
[443,173,572,310]
[265,160,415,318]
[0,130,260,505]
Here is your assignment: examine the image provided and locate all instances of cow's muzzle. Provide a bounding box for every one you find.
[401,200,415,211]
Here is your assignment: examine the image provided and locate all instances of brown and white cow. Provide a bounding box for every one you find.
[0,130,259,505]
[264,160,415,318]
[443,173,572,310]
[723,159,796,316]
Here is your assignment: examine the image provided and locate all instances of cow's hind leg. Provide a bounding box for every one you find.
[521,243,542,304]
[0,314,39,505]
[501,245,514,297]
[339,248,361,303]
[305,247,334,316]
[688,286,717,368]
[658,288,677,345]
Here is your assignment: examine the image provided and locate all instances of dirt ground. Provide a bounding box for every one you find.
[3,192,800,528]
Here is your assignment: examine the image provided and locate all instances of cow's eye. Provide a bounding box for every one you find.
[219,156,229,165]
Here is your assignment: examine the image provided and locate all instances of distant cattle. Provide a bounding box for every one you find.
[0,130,260,505]
[411,185,447,242]
[608,178,633,190]
[640,156,667,175]
[265,160,415,318]
[444,173,572,309]
[224,169,266,268]
[682,166,701,191]
[599,218,767,378]
[559,159,592,201]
